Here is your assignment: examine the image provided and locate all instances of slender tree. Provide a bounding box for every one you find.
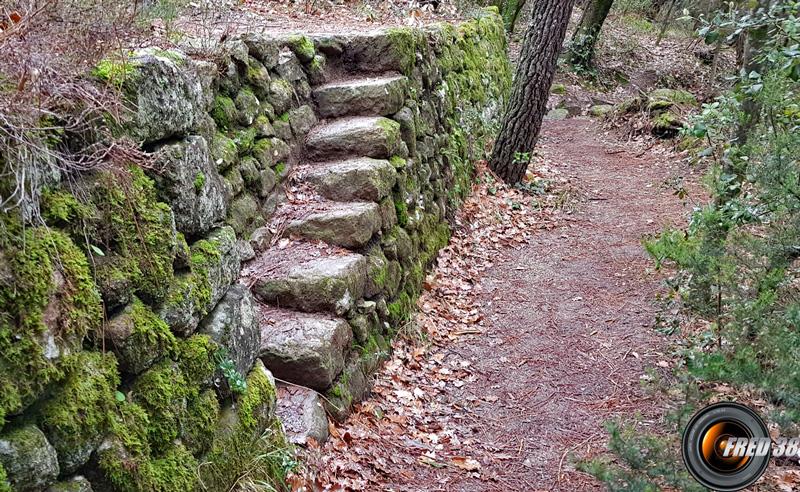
[567,0,614,69]
[489,0,576,184]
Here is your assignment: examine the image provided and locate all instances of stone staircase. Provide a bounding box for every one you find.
[240,56,413,444]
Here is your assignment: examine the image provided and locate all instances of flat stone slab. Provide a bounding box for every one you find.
[242,241,367,315]
[275,385,329,445]
[302,157,397,202]
[305,116,403,161]
[313,74,407,118]
[285,201,381,249]
[259,307,352,391]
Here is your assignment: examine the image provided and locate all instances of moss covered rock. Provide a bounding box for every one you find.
[0,221,102,420]
[0,424,59,491]
[105,297,177,375]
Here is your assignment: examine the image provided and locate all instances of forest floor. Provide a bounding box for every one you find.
[303,118,702,491]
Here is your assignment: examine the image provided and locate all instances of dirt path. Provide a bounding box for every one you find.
[312,118,697,491]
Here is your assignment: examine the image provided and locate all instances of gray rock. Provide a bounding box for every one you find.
[272,120,293,141]
[259,310,352,390]
[288,105,317,137]
[306,116,404,161]
[259,168,277,197]
[304,157,396,202]
[275,385,329,445]
[0,425,59,491]
[119,49,206,143]
[393,106,416,157]
[159,227,240,335]
[245,58,271,98]
[46,475,93,492]
[152,135,228,237]
[249,226,274,252]
[313,75,407,118]
[242,34,280,69]
[589,104,614,117]
[237,240,257,262]
[199,285,260,394]
[253,138,291,169]
[239,157,261,188]
[544,108,569,120]
[226,194,263,236]
[251,250,367,315]
[342,30,416,74]
[235,89,261,126]
[285,202,381,249]
[306,54,326,85]
[324,357,370,422]
[104,298,172,376]
[276,51,306,83]
[267,79,294,115]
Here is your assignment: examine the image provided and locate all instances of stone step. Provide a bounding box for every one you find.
[258,306,352,391]
[242,241,366,315]
[275,385,330,445]
[313,74,407,118]
[300,157,397,202]
[284,201,381,249]
[305,116,405,161]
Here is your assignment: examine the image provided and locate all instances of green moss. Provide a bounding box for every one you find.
[551,83,567,95]
[199,361,292,491]
[210,132,238,171]
[278,112,290,122]
[385,27,416,75]
[387,291,414,325]
[234,127,258,155]
[394,197,409,227]
[0,219,102,421]
[36,351,119,468]
[287,34,315,62]
[92,55,137,86]
[0,464,8,492]
[182,389,219,456]
[118,297,178,374]
[193,172,205,192]
[132,361,190,451]
[389,155,406,169]
[237,361,277,431]
[100,439,198,492]
[40,189,86,225]
[211,95,237,130]
[177,334,218,386]
[76,165,176,303]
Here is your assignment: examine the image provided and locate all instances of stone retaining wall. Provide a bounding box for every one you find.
[0,9,510,490]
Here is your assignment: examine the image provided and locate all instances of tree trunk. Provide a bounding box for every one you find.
[567,0,613,69]
[489,0,576,184]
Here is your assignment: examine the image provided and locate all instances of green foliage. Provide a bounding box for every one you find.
[648,1,800,412]
[215,348,247,395]
[578,420,703,491]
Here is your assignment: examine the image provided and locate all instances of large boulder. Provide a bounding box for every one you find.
[151,135,228,237]
[0,425,59,491]
[100,49,207,143]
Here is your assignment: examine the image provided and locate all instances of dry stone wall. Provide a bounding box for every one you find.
[0,9,510,491]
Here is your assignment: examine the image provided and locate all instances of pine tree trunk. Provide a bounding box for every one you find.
[489,0,576,184]
[567,0,613,69]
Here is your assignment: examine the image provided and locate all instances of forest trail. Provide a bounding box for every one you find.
[314,118,696,491]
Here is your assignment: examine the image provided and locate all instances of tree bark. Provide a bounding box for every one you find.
[489,0,576,184]
[567,0,613,69]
